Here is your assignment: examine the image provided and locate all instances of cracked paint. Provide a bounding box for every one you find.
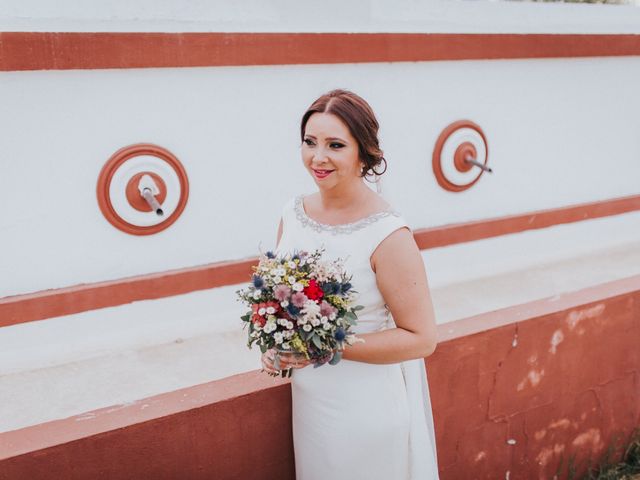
[548,418,571,429]
[571,428,603,451]
[474,451,486,462]
[517,369,545,391]
[535,443,566,466]
[549,329,564,354]
[565,303,605,330]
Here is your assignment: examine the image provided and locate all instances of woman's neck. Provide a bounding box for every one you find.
[316,182,374,212]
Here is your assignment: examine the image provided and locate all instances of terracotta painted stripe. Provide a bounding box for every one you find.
[2,272,638,461]
[413,192,640,250]
[1,32,639,71]
[0,258,256,328]
[1,193,638,327]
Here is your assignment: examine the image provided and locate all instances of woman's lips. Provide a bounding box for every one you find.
[313,169,334,179]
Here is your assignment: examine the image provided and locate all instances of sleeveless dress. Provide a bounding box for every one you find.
[274,193,440,480]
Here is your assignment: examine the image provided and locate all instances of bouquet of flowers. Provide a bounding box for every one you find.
[236,246,365,377]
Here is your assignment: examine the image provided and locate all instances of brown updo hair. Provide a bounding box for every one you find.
[300,88,387,179]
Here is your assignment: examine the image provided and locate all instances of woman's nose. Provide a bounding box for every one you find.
[313,147,329,163]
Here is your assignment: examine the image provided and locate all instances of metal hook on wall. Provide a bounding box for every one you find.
[138,174,164,216]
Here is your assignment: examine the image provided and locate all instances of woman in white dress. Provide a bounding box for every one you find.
[263,89,440,479]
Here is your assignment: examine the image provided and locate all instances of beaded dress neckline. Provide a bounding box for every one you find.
[294,194,401,235]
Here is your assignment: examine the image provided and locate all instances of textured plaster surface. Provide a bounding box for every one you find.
[429,292,640,479]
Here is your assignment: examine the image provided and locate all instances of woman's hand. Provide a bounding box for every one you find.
[261,348,313,376]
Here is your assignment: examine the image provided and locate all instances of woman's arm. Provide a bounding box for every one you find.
[341,227,438,364]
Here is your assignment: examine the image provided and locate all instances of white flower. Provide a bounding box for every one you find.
[320,316,328,324]
[292,282,304,292]
[278,318,287,326]
[252,291,262,299]
[299,259,306,266]
[273,276,281,283]
[282,342,290,349]
[297,318,307,325]
[284,330,294,338]
[264,318,277,333]
[275,267,286,277]
[301,300,321,318]
[280,300,289,308]
[303,324,312,332]
[288,261,297,269]
[323,322,331,330]
[288,275,296,285]
[329,312,337,320]
[311,317,320,327]
[266,306,275,314]
[286,321,294,329]
[258,307,266,315]
[274,332,284,344]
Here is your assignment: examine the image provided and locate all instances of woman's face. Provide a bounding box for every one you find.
[301,112,362,189]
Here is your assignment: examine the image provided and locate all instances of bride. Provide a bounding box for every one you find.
[263,88,440,479]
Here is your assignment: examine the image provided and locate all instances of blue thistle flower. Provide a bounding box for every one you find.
[334,327,346,341]
[252,275,265,289]
[265,251,275,259]
[324,282,341,295]
[340,282,352,294]
[286,304,300,316]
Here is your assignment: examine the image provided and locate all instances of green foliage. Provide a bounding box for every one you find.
[555,427,640,480]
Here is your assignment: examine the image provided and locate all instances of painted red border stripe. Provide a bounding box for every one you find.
[414,193,640,250]
[1,193,639,327]
[0,258,256,328]
[1,32,639,71]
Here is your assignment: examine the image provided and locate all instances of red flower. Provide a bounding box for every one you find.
[251,301,281,327]
[252,313,266,327]
[303,279,324,302]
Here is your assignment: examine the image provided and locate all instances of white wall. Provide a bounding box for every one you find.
[1,55,639,297]
[1,0,640,32]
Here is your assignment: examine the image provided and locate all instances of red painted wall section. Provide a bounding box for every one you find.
[1,382,296,480]
[431,291,639,479]
[1,287,638,479]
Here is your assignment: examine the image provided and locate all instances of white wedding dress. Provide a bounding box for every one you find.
[274,193,440,480]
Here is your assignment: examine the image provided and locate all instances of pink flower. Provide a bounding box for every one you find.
[319,300,337,318]
[291,292,308,308]
[273,284,291,301]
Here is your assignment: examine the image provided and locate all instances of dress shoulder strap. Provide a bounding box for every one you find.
[364,212,412,260]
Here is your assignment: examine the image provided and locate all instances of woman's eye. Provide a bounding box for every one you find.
[330,143,344,149]
[303,139,314,146]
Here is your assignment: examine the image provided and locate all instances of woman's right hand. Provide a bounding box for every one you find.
[261,348,312,376]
